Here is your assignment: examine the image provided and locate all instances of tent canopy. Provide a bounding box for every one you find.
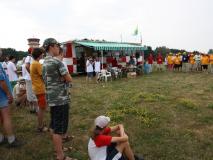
[74,41,147,51]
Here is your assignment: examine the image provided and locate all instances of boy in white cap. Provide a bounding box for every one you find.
[88,115,142,160]
[13,77,27,107]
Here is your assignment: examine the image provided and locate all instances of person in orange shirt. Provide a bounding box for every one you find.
[173,54,181,71]
[189,53,195,72]
[30,48,48,132]
[167,53,173,71]
[209,53,213,73]
[201,54,209,72]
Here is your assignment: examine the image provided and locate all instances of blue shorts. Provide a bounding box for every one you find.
[87,72,93,78]
[0,99,8,109]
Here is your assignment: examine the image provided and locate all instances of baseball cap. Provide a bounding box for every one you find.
[43,38,60,49]
[95,115,110,128]
[18,77,25,82]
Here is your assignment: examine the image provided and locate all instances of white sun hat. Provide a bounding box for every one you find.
[95,115,110,128]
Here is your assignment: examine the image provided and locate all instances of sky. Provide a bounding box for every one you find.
[0,0,212,52]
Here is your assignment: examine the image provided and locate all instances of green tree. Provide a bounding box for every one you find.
[0,48,27,62]
[155,46,170,58]
[208,49,213,54]
[144,46,154,60]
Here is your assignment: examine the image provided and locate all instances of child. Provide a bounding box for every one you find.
[13,77,27,107]
[30,48,48,132]
[88,115,143,160]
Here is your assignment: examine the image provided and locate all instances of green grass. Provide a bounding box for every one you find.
[0,72,213,160]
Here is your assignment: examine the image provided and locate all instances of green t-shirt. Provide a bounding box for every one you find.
[42,55,70,107]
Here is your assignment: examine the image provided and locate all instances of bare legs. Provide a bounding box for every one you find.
[116,141,135,160]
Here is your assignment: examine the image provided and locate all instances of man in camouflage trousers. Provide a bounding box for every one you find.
[42,38,73,160]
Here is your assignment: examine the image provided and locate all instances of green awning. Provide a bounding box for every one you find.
[74,41,147,51]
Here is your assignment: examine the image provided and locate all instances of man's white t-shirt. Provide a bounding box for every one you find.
[22,55,33,80]
[95,61,101,73]
[39,59,44,65]
[2,61,8,75]
[86,60,94,73]
[194,55,201,61]
[7,61,18,81]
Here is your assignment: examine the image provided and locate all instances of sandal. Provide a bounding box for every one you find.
[54,146,73,156]
[37,126,49,133]
[63,146,73,152]
[62,135,74,143]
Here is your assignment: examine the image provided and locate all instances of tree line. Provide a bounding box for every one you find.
[144,46,213,60]
[0,48,27,62]
[0,47,212,62]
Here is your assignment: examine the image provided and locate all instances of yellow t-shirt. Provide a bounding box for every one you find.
[201,56,209,65]
[174,56,180,65]
[167,56,173,65]
[30,60,45,95]
[209,55,213,64]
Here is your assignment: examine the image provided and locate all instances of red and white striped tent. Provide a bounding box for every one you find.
[62,40,147,74]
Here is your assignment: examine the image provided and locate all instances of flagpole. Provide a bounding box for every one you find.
[120,34,123,43]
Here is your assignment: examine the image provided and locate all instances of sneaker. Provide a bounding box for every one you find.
[7,139,23,148]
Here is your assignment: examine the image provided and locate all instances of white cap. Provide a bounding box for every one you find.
[18,77,25,82]
[95,115,110,128]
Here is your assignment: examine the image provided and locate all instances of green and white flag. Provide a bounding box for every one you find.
[133,26,138,36]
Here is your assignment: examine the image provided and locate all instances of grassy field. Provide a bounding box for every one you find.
[0,72,213,160]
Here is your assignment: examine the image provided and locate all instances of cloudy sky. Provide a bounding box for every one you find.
[0,0,212,52]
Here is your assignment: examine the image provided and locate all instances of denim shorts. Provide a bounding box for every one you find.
[0,99,8,109]
[87,72,93,78]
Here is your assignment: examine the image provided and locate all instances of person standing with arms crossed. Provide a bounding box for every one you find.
[42,38,73,160]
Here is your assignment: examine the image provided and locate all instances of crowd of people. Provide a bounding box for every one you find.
[84,51,213,83]
[0,38,74,160]
[0,38,143,160]
[145,52,213,74]
[1,41,213,159]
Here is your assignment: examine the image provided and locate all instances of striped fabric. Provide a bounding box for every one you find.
[75,41,146,51]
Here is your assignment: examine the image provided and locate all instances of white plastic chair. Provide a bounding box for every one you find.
[99,69,112,82]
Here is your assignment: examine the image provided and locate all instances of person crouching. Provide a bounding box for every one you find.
[13,77,27,107]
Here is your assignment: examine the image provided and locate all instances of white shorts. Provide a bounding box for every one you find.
[25,80,37,102]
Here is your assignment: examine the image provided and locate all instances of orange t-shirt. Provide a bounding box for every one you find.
[209,55,213,64]
[201,56,209,65]
[30,60,45,95]
[189,55,195,64]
